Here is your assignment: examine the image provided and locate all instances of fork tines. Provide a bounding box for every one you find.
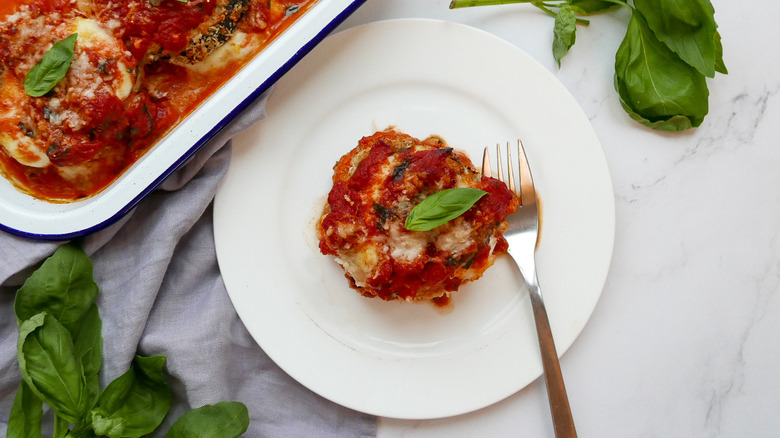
[482,140,535,207]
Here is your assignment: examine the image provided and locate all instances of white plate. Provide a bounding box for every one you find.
[0,0,366,240]
[214,19,615,419]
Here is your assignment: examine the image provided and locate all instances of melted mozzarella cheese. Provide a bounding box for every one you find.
[435,221,474,254]
[72,18,134,100]
[387,223,428,261]
[336,243,381,287]
[0,72,50,167]
[0,134,50,168]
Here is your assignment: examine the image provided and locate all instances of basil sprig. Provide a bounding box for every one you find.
[405,187,487,231]
[449,0,727,132]
[7,244,250,438]
[24,33,78,97]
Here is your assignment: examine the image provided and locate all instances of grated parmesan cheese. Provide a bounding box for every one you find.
[387,223,428,261]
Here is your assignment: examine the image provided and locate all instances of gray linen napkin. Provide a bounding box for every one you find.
[0,93,377,437]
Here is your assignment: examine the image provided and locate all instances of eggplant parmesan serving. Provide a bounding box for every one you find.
[317,130,520,303]
[0,0,316,201]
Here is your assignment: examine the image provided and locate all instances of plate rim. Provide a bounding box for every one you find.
[214,17,616,419]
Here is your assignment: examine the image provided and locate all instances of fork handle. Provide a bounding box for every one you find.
[528,279,578,438]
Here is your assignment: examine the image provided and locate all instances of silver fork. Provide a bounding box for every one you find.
[482,140,577,438]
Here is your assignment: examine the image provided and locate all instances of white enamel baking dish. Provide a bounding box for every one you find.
[0,0,366,240]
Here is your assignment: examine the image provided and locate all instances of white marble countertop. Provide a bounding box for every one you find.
[331,0,780,436]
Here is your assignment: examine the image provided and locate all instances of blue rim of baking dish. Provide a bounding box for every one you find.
[0,0,368,241]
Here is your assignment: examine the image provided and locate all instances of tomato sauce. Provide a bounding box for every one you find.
[318,130,520,302]
[0,0,318,201]
[107,0,218,58]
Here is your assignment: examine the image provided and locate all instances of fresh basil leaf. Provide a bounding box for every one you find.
[569,0,620,15]
[89,413,126,438]
[633,0,719,78]
[14,244,99,334]
[90,355,172,438]
[8,381,43,438]
[14,244,103,421]
[165,402,250,438]
[614,9,709,131]
[405,188,487,231]
[71,304,102,412]
[17,312,86,424]
[24,33,78,97]
[713,30,727,74]
[552,5,577,67]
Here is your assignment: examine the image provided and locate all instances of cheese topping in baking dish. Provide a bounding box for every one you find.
[0,0,317,201]
[317,130,520,303]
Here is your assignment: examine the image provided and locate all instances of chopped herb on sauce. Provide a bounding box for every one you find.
[392,157,412,181]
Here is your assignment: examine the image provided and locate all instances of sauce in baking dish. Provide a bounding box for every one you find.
[0,0,316,201]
